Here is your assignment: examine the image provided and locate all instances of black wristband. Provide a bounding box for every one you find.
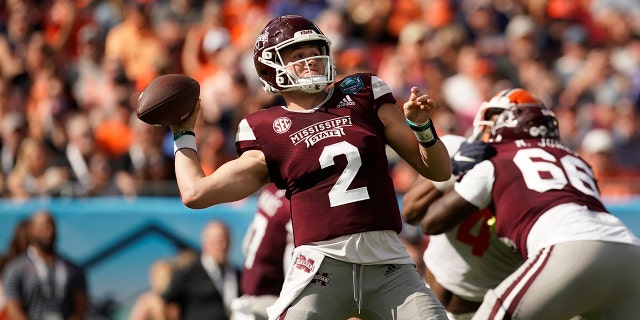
[418,125,439,148]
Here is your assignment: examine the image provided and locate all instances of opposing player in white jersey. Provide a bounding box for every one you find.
[421,88,640,319]
[168,15,451,320]
[402,91,524,320]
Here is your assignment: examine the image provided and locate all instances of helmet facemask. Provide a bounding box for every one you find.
[256,28,336,94]
[470,96,511,142]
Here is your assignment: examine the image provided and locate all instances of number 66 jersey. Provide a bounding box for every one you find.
[236,73,402,247]
[456,138,639,259]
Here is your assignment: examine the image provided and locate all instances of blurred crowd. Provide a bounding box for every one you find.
[0,0,639,200]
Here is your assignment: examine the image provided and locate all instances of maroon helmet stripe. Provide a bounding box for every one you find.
[488,245,554,319]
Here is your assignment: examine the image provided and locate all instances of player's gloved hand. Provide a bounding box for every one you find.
[451,140,496,176]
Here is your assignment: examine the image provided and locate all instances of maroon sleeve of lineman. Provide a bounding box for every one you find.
[241,184,292,296]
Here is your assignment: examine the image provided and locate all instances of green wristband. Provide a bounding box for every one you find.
[405,118,432,132]
[173,129,195,141]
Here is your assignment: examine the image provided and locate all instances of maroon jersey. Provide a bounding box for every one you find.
[241,184,291,296]
[236,73,402,246]
[489,138,608,258]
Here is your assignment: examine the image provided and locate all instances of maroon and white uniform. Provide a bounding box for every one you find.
[236,73,441,320]
[241,184,293,296]
[236,73,402,247]
[455,138,640,319]
[240,183,292,296]
[231,184,293,320]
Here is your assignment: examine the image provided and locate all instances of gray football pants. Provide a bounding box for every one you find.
[279,257,448,319]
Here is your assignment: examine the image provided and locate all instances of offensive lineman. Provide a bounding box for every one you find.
[403,89,529,319]
[421,90,640,319]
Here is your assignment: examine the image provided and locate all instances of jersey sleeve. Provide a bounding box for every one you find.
[235,118,260,155]
[370,75,396,107]
[454,160,495,209]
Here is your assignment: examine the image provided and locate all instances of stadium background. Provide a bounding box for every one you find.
[1,195,639,319]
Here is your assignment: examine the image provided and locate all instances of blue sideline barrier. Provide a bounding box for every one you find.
[1,196,639,318]
[0,196,257,317]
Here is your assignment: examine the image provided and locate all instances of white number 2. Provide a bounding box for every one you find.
[319,141,370,207]
[512,148,601,200]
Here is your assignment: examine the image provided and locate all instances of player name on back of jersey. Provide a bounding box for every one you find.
[289,116,353,147]
[514,138,576,153]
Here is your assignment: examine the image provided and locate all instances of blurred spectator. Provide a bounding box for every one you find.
[198,44,246,126]
[94,101,134,159]
[104,0,168,91]
[91,0,126,36]
[315,8,371,77]
[0,112,28,193]
[181,1,228,83]
[609,100,640,172]
[2,210,89,319]
[441,44,493,132]
[460,0,507,58]
[24,32,76,149]
[195,124,231,176]
[553,24,589,87]
[345,0,393,43]
[59,112,105,196]
[129,258,177,320]
[65,23,115,121]
[5,137,72,199]
[385,0,423,40]
[579,128,640,198]
[0,0,39,106]
[267,0,328,21]
[113,117,177,197]
[221,0,268,51]
[377,21,431,101]
[162,220,241,320]
[0,219,30,319]
[230,184,292,320]
[153,0,202,72]
[43,0,81,56]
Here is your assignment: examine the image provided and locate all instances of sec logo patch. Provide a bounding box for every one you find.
[273,117,292,134]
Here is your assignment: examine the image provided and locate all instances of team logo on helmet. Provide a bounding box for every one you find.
[255,31,268,51]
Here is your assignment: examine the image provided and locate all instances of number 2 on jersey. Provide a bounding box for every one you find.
[319,141,370,207]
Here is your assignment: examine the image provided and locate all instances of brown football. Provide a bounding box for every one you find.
[136,74,200,126]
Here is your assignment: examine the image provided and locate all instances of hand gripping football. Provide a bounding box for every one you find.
[137,74,200,126]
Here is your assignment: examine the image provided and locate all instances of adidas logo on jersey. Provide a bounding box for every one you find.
[337,95,356,108]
